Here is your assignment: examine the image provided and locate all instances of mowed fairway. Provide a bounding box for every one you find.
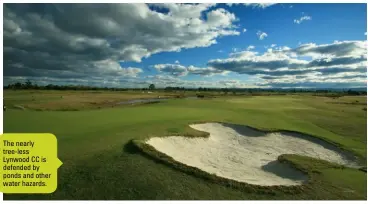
[3,91,367,200]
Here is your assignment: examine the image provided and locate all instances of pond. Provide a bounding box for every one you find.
[116,98,168,105]
[116,96,199,105]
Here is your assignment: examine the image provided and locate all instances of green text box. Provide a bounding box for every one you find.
[0,133,63,194]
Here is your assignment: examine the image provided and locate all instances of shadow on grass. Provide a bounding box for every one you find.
[123,140,141,154]
[261,160,308,182]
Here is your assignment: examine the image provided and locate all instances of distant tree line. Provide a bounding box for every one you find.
[164,86,366,96]
[4,81,367,96]
[4,80,133,91]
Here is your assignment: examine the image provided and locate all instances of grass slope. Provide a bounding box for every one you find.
[3,91,367,200]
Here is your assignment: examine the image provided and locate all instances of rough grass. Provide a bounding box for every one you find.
[3,91,367,200]
[3,90,181,111]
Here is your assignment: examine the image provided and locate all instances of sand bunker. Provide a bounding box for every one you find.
[146,123,357,186]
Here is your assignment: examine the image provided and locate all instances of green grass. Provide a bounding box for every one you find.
[3,91,367,200]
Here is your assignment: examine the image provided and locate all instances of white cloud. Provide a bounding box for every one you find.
[243,3,277,9]
[210,49,308,73]
[243,28,247,33]
[218,80,259,88]
[289,40,367,58]
[229,50,259,58]
[256,31,268,40]
[187,66,229,76]
[154,64,188,77]
[154,63,227,77]
[206,8,238,28]
[144,74,243,88]
[247,45,255,50]
[207,40,367,88]
[294,15,312,24]
[93,59,143,77]
[4,4,366,90]
[4,3,240,82]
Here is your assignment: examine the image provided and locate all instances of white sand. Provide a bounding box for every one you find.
[146,123,357,186]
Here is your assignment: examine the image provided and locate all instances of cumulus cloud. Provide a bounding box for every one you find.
[243,28,247,33]
[206,8,237,28]
[4,74,220,89]
[294,15,312,24]
[209,51,308,73]
[218,80,259,88]
[257,80,366,89]
[154,63,228,77]
[207,40,367,88]
[4,3,239,85]
[4,4,366,90]
[187,66,229,76]
[243,3,277,9]
[306,55,366,67]
[154,64,188,76]
[144,75,245,88]
[247,45,255,50]
[289,41,367,58]
[226,3,277,9]
[257,31,268,40]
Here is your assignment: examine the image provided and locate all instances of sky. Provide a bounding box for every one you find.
[3,3,368,89]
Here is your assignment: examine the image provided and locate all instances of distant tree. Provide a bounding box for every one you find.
[223,88,229,95]
[14,82,23,89]
[25,80,32,88]
[149,84,155,90]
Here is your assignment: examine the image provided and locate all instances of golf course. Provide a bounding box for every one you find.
[3,90,367,200]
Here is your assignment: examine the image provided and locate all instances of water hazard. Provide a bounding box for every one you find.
[116,96,198,105]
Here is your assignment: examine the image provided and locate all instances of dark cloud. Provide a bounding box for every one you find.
[154,64,188,76]
[253,66,366,78]
[154,63,227,76]
[206,41,367,88]
[3,3,366,89]
[187,66,227,76]
[290,41,366,57]
[227,3,277,9]
[208,58,305,72]
[316,66,366,75]
[306,55,367,67]
[259,81,366,89]
[4,3,239,84]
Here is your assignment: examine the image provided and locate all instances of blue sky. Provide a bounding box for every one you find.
[3,3,367,88]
